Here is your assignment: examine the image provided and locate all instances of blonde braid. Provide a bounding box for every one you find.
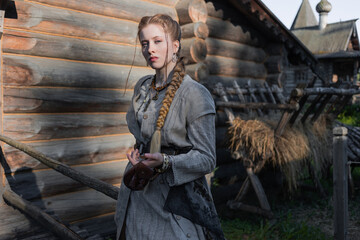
[149,60,185,153]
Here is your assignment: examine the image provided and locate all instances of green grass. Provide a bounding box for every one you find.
[337,104,360,127]
[221,213,330,240]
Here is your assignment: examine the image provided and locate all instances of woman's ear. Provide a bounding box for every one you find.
[173,40,180,54]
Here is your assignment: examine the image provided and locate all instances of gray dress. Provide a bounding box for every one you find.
[114,74,216,240]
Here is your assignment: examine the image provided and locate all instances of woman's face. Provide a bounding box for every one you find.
[139,24,179,70]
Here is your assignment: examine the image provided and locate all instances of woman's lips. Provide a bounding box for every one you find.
[149,57,158,62]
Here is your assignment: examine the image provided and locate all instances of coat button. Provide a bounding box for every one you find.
[176,215,181,220]
[186,233,191,238]
[143,114,148,119]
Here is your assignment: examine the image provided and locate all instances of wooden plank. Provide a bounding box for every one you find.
[7,160,127,200]
[3,189,83,240]
[333,127,349,240]
[5,1,139,45]
[29,0,177,22]
[206,17,261,46]
[0,203,57,240]
[32,188,117,223]
[4,113,128,141]
[205,55,267,79]
[3,134,135,173]
[3,54,153,88]
[206,37,266,63]
[2,30,147,66]
[71,213,116,239]
[4,87,132,113]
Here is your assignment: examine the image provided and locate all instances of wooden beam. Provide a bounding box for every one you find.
[3,30,147,66]
[4,113,128,141]
[28,0,177,22]
[181,22,209,39]
[206,37,266,63]
[215,101,298,110]
[3,55,154,89]
[2,189,83,240]
[3,134,134,173]
[185,62,209,82]
[4,87,132,113]
[303,88,360,96]
[205,55,267,79]
[181,37,207,64]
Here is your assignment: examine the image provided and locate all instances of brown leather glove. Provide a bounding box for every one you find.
[123,162,154,190]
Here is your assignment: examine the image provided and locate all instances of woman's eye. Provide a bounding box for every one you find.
[155,40,161,44]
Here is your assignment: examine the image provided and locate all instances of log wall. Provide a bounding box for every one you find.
[204,0,268,88]
[0,0,177,238]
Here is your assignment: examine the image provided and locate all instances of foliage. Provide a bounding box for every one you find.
[337,104,360,127]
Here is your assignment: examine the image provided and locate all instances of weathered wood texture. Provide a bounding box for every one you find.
[3,134,134,173]
[4,113,128,141]
[206,17,261,47]
[7,160,127,200]
[176,0,208,25]
[206,38,266,63]
[3,189,83,240]
[206,55,267,79]
[3,30,147,66]
[186,62,209,82]
[206,75,264,88]
[181,22,209,39]
[5,1,140,45]
[32,188,117,223]
[0,202,57,240]
[27,0,177,22]
[181,37,207,64]
[71,213,116,239]
[4,87,132,113]
[3,55,153,88]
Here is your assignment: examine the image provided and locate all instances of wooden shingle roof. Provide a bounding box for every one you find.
[291,0,318,30]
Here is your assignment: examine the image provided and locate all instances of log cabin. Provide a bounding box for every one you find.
[0,0,324,239]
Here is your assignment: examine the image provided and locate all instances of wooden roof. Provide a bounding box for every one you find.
[292,19,359,54]
[291,0,318,30]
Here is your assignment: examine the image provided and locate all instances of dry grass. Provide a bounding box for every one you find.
[228,115,333,190]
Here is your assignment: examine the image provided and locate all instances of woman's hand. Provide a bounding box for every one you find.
[126,149,164,169]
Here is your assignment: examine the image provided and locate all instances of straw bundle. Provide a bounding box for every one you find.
[228,115,332,190]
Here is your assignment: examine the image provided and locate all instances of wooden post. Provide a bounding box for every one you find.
[333,127,349,240]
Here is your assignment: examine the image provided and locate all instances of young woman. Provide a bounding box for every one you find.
[114,14,224,240]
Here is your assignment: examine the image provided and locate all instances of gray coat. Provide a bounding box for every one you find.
[114,75,218,240]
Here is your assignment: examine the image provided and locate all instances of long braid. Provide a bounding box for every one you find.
[149,59,185,153]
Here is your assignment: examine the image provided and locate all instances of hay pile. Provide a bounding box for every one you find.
[228,115,332,190]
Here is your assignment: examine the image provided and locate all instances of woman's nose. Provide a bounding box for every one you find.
[147,43,154,54]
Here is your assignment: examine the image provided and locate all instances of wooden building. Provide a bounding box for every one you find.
[0,0,321,239]
[291,0,360,86]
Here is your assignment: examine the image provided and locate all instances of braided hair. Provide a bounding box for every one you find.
[138,14,186,153]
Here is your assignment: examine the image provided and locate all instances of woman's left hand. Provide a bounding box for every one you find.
[141,152,164,168]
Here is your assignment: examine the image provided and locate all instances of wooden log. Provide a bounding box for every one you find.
[206,17,261,46]
[227,200,274,219]
[181,38,207,64]
[215,101,298,110]
[2,30,147,66]
[7,160,127,200]
[246,82,263,117]
[205,55,267,79]
[246,167,271,212]
[206,37,267,63]
[5,1,140,45]
[32,188,117,223]
[0,203,58,240]
[206,75,264,88]
[3,54,153,88]
[181,22,209,39]
[185,62,209,82]
[175,0,207,25]
[28,0,177,23]
[0,134,120,200]
[304,88,360,96]
[233,81,249,114]
[3,189,83,240]
[213,83,235,122]
[4,113,128,141]
[333,127,349,240]
[264,56,283,74]
[147,0,177,6]
[4,87,132,113]
[3,134,135,173]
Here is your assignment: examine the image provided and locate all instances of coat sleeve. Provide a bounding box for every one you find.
[165,81,216,186]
